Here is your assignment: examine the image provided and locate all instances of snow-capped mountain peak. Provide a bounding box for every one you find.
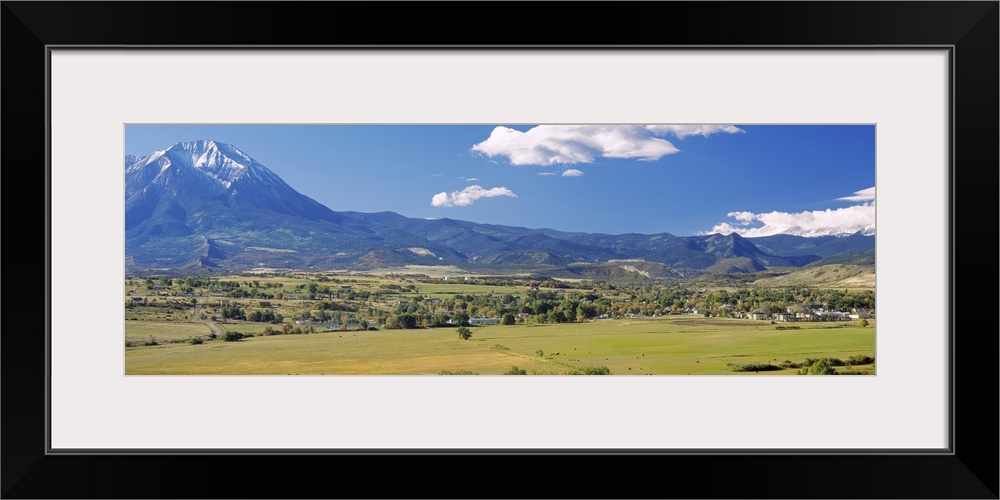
[126,140,283,194]
[125,140,339,223]
[170,140,260,186]
[709,223,875,238]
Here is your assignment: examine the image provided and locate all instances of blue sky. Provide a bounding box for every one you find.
[125,124,875,236]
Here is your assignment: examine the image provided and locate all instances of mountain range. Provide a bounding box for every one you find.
[125,140,875,277]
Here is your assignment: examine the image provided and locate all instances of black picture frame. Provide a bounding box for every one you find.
[3,2,997,498]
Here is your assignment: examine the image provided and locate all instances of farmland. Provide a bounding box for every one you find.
[125,316,874,375]
[124,271,875,375]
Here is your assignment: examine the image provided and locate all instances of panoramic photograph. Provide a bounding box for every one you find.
[124,124,875,375]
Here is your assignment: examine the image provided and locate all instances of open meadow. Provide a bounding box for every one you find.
[125,315,875,375]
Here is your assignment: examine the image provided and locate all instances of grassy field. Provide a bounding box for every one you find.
[396,282,529,298]
[124,321,213,342]
[752,264,875,289]
[125,316,875,375]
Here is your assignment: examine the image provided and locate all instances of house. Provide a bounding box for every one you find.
[850,308,872,319]
[295,319,311,325]
[131,297,144,303]
[469,317,500,325]
[775,313,796,322]
[748,312,768,321]
[815,310,849,321]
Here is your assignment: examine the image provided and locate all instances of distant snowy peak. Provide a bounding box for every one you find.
[777,224,876,238]
[125,140,287,194]
[125,140,341,223]
[713,224,875,238]
[166,140,273,187]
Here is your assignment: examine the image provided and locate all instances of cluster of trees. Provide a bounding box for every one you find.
[124,298,190,310]
[218,305,246,320]
[381,311,467,330]
[572,285,874,318]
[131,276,288,297]
[736,355,876,375]
[227,288,276,299]
[503,364,611,375]
[261,324,315,336]
[366,283,875,328]
[129,275,873,333]
[247,309,283,324]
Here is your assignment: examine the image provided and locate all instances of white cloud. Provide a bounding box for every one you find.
[561,169,584,177]
[728,211,756,225]
[465,177,480,182]
[704,203,875,237]
[430,173,442,177]
[537,172,557,176]
[470,125,742,166]
[837,186,875,202]
[430,185,517,207]
[645,124,744,139]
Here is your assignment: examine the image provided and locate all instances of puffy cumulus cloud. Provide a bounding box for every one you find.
[837,186,875,202]
[430,185,517,207]
[470,125,743,166]
[561,169,584,177]
[645,125,744,139]
[469,125,661,165]
[704,203,875,237]
[728,211,756,225]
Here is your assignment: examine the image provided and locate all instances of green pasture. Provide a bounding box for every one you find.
[125,316,875,375]
[123,308,191,322]
[124,321,213,342]
[468,318,875,375]
[125,328,556,375]
[400,282,529,298]
[126,273,563,303]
